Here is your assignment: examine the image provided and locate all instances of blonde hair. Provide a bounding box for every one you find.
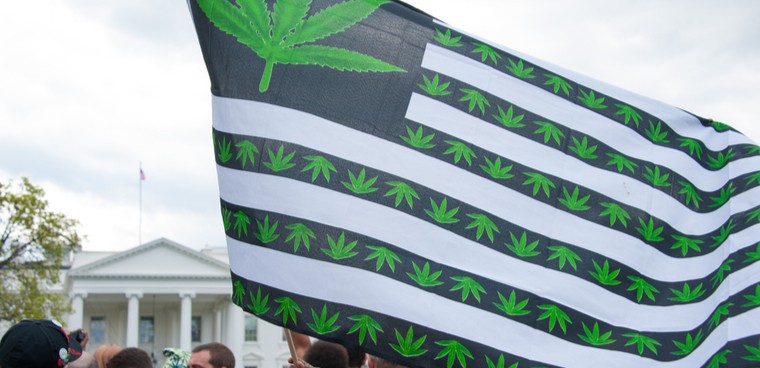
[94,344,122,368]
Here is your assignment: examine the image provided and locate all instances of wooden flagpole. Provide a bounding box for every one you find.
[284,329,299,365]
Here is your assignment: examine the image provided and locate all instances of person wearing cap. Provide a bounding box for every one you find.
[0,319,85,368]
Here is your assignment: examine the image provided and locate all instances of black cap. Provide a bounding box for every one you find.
[0,319,82,368]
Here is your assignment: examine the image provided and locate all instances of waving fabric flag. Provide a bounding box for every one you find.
[188,1,760,367]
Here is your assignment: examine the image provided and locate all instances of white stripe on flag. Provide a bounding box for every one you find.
[217,167,760,330]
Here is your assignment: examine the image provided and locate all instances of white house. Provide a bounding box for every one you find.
[62,238,292,368]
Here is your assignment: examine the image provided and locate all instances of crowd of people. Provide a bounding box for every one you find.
[0,319,404,368]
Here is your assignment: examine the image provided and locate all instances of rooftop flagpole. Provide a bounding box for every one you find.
[139,162,145,245]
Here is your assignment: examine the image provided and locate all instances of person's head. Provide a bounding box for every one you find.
[302,341,348,368]
[106,347,152,368]
[189,342,235,368]
[367,355,407,368]
[94,344,122,368]
[67,351,98,368]
[344,345,365,368]
[0,319,83,368]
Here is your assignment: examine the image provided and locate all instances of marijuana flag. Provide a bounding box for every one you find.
[189,0,760,366]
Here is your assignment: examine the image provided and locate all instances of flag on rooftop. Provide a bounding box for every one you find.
[140,167,146,181]
[188,1,760,367]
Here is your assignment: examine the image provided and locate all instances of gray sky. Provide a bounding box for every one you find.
[0,1,757,251]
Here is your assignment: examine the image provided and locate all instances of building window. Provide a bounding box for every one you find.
[191,316,202,342]
[90,317,105,344]
[139,317,154,344]
[244,315,257,342]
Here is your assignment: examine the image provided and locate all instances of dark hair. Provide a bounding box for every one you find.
[303,341,348,368]
[192,342,235,368]
[106,347,152,368]
[345,345,365,368]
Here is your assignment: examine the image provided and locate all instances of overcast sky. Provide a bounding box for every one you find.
[1,1,757,252]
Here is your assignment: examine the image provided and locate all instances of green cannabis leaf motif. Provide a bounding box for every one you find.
[578,89,606,109]
[643,166,671,187]
[558,186,591,211]
[543,74,572,96]
[322,232,359,260]
[247,287,270,315]
[390,326,428,357]
[569,136,598,160]
[233,280,245,305]
[678,138,703,159]
[710,259,734,288]
[645,120,669,143]
[547,245,581,271]
[418,74,452,96]
[302,155,337,183]
[614,104,642,127]
[622,332,661,356]
[522,172,556,198]
[678,181,702,208]
[668,282,705,303]
[493,105,525,128]
[745,172,760,187]
[636,217,664,242]
[254,214,280,243]
[493,290,530,316]
[434,28,463,47]
[599,202,631,228]
[579,322,616,346]
[450,276,486,303]
[537,304,572,334]
[471,42,501,65]
[342,168,379,194]
[401,126,436,149]
[709,182,735,208]
[274,296,302,326]
[459,89,491,115]
[365,245,401,272]
[384,181,420,209]
[711,219,736,248]
[307,304,341,334]
[671,235,703,257]
[348,314,383,345]
[505,231,541,258]
[216,135,233,163]
[606,153,638,174]
[407,261,444,287]
[708,120,731,132]
[706,349,731,368]
[264,144,296,172]
[671,330,703,356]
[435,340,473,368]
[533,121,565,146]
[285,222,316,252]
[480,156,514,180]
[222,207,232,231]
[627,276,659,303]
[708,302,733,330]
[707,148,736,170]
[745,244,760,264]
[196,0,405,93]
[505,58,535,79]
[444,140,477,166]
[236,140,260,168]
[425,197,460,224]
[589,259,621,286]
[465,213,499,242]
[744,338,760,361]
[234,210,251,238]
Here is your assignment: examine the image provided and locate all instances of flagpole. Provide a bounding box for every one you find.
[139,162,143,246]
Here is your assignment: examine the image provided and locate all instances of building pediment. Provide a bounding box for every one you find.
[69,238,230,280]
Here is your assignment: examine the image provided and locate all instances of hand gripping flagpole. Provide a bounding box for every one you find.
[284,329,299,366]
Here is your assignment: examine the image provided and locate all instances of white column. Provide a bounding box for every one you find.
[69,293,87,330]
[179,292,195,351]
[125,292,142,347]
[214,305,223,342]
[225,300,245,363]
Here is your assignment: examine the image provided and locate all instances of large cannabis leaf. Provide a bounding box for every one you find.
[197,0,405,93]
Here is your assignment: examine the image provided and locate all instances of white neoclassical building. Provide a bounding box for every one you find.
[62,238,292,368]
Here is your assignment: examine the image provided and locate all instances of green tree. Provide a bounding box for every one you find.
[0,178,82,324]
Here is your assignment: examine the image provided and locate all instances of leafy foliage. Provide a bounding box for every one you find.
[589,259,621,286]
[493,105,525,128]
[418,74,452,96]
[365,245,402,272]
[342,168,379,194]
[505,231,541,258]
[407,261,444,287]
[435,340,473,368]
[384,181,420,209]
[302,155,337,183]
[196,0,404,92]
[322,232,360,260]
[425,197,460,224]
[444,140,477,166]
[390,326,428,357]
[348,314,383,345]
[494,290,530,316]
